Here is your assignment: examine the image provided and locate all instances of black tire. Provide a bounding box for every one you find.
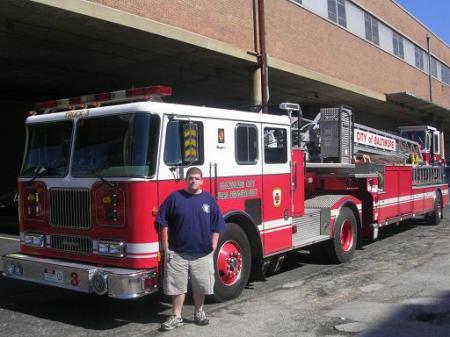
[213,223,251,302]
[426,192,443,226]
[325,207,357,264]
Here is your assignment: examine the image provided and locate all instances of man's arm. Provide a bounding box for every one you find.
[211,232,220,252]
[160,226,169,252]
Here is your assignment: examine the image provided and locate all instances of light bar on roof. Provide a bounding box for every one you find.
[30,85,172,115]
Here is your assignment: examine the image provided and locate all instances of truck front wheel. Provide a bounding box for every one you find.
[327,207,357,263]
[213,223,251,302]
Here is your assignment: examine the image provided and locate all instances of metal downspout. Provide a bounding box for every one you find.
[426,35,433,102]
[258,0,269,113]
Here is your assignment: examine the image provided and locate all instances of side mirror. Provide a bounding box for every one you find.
[183,122,199,163]
[164,120,201,167]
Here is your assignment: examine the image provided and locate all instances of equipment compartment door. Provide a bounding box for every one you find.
[378,166,412,223]
[291,149,304,217]
[378,167,399,222]
[398,166,412,215]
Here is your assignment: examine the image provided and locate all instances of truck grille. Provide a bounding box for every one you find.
[50,235,93,254]
[49,188,91,229]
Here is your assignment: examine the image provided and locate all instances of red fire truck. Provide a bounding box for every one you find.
[2,86,448,301]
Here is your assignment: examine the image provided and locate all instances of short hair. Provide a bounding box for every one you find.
[185,167,203,179]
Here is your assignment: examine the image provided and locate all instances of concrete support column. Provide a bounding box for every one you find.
[249,66,262,109]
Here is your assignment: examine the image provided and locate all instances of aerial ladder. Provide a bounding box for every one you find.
[288,105,446,188]
[295,106,422,165]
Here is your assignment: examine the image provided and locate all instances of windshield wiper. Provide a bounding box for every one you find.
[89,169,116,187]
[27,166,48,185]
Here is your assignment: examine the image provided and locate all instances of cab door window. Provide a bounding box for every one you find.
[433,133,440,154]
[264,127,287,164]
[235,124,258,164]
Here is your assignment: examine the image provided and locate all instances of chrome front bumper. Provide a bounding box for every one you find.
[2,253,158,299]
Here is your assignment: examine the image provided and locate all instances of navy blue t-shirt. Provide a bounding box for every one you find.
[157,190,225,257]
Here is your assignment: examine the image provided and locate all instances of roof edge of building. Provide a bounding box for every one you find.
[391,0,449,49]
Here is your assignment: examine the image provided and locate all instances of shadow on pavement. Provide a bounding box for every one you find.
[0,274,171,330]
[271,210,448,275]
[360,291,450,337]
[0,215,19,235]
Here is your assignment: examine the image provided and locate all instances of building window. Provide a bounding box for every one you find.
[235,124,258,164]
[292,0,302,4]
[264,128,287,164]
[392,32,404,59]
[415,46,424,71]
[364,13,379,45]
[442,65,450,85]
[328,0,346,27]
[430,57,438,78]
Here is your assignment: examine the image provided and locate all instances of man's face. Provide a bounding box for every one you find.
[186,173,203,193]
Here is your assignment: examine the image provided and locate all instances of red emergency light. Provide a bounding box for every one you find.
[30,85,172,115]
[95,92,111,102]
[33,100,57,111]
[69,96,83,106]
[126,85,172,97]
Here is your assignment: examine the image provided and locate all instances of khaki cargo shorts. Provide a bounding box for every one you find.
[163,250,215,296]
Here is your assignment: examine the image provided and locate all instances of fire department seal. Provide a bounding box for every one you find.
[272,187,282,207]
[202,203,210,214]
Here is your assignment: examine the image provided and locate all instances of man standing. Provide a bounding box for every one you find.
[157,167,225,331]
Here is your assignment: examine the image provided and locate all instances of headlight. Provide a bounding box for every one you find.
[6,262,16,275]
[97,240,125,258]
[23,233,45,248]
[5,262,23,276]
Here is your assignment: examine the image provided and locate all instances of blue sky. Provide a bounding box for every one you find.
[395,0,450,45]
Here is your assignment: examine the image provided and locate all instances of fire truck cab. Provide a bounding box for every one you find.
[2,86,448,302]
[399,125,445,165]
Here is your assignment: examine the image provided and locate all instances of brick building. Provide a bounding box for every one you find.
[1,0,449,191]
[84,0,450,121]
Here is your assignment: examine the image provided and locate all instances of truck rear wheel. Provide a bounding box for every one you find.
[426,192,442,226]
[326,207,357,263]
[213,223,251,302]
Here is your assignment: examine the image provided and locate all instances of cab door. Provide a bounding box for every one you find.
[261,124,292,255]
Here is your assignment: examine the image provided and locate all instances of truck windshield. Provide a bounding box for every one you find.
[400,130,427,149]
[20,121,73,177]
[72,112,160,177]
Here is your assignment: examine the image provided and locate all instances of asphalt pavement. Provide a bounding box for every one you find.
[1,210,450,337]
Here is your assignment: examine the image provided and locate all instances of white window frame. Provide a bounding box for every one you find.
[392,32,404,59]
[364,13,379,45]
[415,46,424,71]
[328,0,347,28]
[442,65,450,85]
[430,57,438,78]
